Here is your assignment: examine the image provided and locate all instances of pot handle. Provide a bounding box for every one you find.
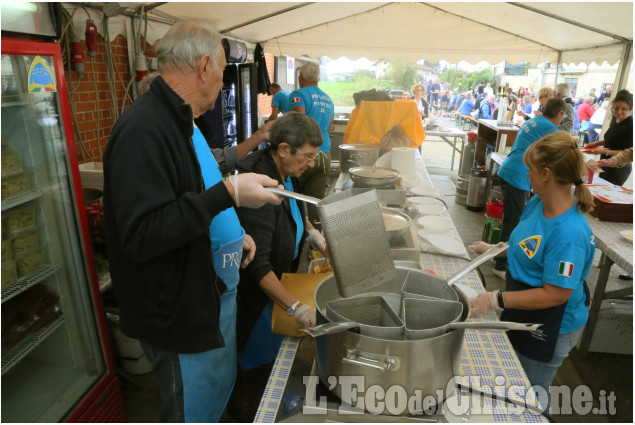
[342,348,400,372]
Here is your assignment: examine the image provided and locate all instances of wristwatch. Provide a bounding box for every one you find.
[286,301,301,316]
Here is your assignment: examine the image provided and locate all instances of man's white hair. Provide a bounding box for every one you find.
[157,20,223,73]
[555,83,570,97]
[299,62,320,83]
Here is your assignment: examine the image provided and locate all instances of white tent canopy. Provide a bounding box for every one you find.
[155,2,633,65]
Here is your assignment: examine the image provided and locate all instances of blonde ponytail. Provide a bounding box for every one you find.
[524,131,595,213]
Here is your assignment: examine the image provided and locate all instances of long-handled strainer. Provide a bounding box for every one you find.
[267,188,395,297]
[326,296,403,339]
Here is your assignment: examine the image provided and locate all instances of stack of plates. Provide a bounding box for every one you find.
[410,186,438,197]
[417,203,445,216]
[427,234,464,255]
[417,215,453,233]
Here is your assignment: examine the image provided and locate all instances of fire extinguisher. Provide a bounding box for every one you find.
[71,36,85,79]
[85,19,98,57]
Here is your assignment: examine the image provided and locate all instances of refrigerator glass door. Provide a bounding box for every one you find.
[239,66,253,139]
[1,52,107,421]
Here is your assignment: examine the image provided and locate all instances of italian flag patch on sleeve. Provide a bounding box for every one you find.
[558,261,574,277]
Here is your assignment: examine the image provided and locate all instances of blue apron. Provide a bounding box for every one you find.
[189,125,244,421]
[500,269,590,362]
[237,178,304,370]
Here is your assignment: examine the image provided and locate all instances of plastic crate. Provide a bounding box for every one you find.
[78,162,104,191]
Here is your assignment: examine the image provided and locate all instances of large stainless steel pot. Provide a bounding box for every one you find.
[339,144,381,173]
[313,268,466,415]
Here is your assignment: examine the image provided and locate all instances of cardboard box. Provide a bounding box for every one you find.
[578,299,633,355]
[78,162,104,191]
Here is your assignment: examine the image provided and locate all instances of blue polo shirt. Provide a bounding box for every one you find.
[272,90,291,113]
[498,115,559,191]
[289,85,334,153]
[507,196,594,333]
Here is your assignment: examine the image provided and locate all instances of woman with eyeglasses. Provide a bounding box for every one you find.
[228,112,328,421]
[412,83,428,119]
[518,87,553,121]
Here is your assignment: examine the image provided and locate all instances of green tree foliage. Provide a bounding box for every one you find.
[439,69,466,89]
[353,69,374,80]
[385,60,416,91]
[459,68,496,92]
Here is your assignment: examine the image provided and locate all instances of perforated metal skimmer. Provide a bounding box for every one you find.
[317,189,395,297]
[267,188,395,297]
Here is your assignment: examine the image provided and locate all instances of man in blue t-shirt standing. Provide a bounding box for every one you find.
[479,95,496,119]
[492,98,566,279]
[267,83,291,122]
[289,62,334,227]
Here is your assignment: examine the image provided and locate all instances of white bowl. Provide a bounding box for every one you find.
[410,186,438,196]
[417,215,453,233]
[409,196,440,205]
[418,228,454,241]
[417,203,446,216]
[428,234,464,255]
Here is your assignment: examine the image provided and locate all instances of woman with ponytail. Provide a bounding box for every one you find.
[469,132,596,408]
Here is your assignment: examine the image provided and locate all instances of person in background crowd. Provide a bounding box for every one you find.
[577,96,595,123]
[585,90,633,186]
[597,85,613,104]
[430,78,441,110]
[426,79,433,106]
[588,87,597,103]
[229,112,328,421]
[517,87,526,100]
[102,20,283,423]
[479,94,496,120]
[290,62,334,228]
[470,132,595,411]
[412,83,428,119]
[586,100,609,144]
[526,87,553,119]
[492,98,566,279]
[451,91,466,113]
[460,92,475,116]
[484,82,494,96]
[267,82,291,122]
[554,83,575,134]
[440,90,450,110]
[521,95,533,116]
[493,96,511,120]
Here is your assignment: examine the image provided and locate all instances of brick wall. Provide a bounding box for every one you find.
[257,53,275,117]
[69,33,132,163]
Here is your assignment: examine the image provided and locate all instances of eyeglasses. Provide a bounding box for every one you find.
[538,95,547,99]
[292,146,318,160]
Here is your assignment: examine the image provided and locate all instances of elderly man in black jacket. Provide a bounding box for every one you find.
[103,20,282,422]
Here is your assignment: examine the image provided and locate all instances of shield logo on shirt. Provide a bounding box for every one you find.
[519,235,541,259]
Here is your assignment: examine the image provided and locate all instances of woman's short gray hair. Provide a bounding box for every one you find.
[555,83,570,97]
[299,62,320,83]
[269,112,323,150]
[157,20,222,73]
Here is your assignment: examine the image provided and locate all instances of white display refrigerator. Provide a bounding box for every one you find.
[1,38,126,422]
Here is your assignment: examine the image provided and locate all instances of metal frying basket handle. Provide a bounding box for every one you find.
[266,187,320,205]
[446,242,509,286]
[448,321,541,331]
[342,347,400,372]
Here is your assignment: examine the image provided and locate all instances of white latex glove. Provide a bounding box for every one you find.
[241,234,256,268]
[307,229,326,253]
[468,241,492,255]
[227,173,283,208]
[293,304,316,328]
[470,290,503,315]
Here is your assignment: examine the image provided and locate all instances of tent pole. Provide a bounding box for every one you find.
[599,41,633,140]
[554,52,562,85]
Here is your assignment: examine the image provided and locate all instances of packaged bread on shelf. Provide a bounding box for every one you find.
[4,204,37,233]
[1,261,18,289]
[1,147,23,177]
[16,250,44,276]
[1,239,12,262]
[11,229,39,256]
[1,172,30,199]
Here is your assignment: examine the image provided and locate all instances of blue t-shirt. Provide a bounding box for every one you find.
[430,82,441,99]
[523,103,533,115]
[479,101,494,119]
[460,99,475,116]
[289,86,334,153]
[507,196,594,334]
[191,126,243,252]
[272,90,291,113]
[498,115,558,191]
